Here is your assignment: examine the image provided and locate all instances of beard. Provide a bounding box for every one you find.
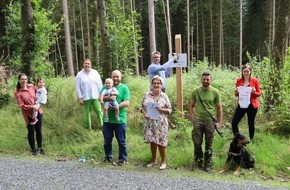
[202,82,210,88]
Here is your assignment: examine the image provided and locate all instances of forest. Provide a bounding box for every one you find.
[0,0,290,112]
[0,0,289,182]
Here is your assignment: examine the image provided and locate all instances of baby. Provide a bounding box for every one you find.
[30,78,47,125]
[99,78,120,122]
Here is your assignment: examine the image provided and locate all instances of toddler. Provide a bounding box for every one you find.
[99,78,120,122]
[30,78,47,125]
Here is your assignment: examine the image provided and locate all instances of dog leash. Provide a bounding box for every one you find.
[196,89,224,138]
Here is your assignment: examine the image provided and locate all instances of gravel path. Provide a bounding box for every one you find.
[0,156,288,190]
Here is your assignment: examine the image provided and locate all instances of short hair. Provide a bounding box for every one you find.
[201,71,211,77]
[105,78,113,84]
[151,51,161,58]
[151,75,163,85]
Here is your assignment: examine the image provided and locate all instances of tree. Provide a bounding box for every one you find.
[62,0,74,76]
[96,0,111,79]
[21,0,34,76]
[148,0,156,53]
[266,0,290,111]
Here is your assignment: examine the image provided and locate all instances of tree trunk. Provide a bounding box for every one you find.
[148,0,156,53]
[21,0,34,77]
[239,0,242,68]
[196,0,199,61]
[0,0,10,59]
[187,0,190,68]
[96,0,111,79]
[130,0,139,76]
[85,0,91,59]
[266,0,290,111]
[73,5,79,72]
[209,2,214,64]
[79,0,86,59]
[62,0,74,76]
[200,0,206,58]
[92,2,99,66]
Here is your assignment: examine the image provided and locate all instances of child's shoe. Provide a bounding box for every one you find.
[116,116,121,121]
[104,117,109,122]
[30,118,38,125]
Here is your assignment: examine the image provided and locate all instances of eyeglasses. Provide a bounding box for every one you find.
[153,82,161,85]
[153,57,160,58]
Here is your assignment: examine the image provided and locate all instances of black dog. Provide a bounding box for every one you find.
[219,133,255,175]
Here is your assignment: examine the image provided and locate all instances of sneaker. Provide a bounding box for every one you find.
[30,118,38,125]
[117,160,128,166]
[193,158,203,169]
[31,149,37,156]
[38,148,45,155]
[104,117,109,122]
[103,158,117,166]
[116,116,121,121]
[204,164,211,172]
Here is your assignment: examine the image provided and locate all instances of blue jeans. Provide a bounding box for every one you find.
[102,123,127,161]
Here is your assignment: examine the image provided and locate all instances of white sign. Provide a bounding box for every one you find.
[237,86,252,109]
[168,53,187,67]
[146,102,160,119]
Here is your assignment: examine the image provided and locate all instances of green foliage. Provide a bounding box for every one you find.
[1,0,58,78]
[1,64,290,184]
[0,91,10,108]
[101,0,142,73]
[248,50,290,135]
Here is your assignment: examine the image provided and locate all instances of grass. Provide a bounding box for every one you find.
[1,65,289,188]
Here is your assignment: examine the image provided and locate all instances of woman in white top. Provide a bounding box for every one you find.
[76,58,103,129]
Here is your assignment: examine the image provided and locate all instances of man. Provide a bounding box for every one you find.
[76,58,103,129]
[101,70,130,166]
[188,71,223,172]
[147,51,177,92]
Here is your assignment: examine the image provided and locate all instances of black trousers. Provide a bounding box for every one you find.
[231,103,258,139]
[27,113,43,150]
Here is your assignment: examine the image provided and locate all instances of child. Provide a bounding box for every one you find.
[99,78,120,122]
[30,78,47,125]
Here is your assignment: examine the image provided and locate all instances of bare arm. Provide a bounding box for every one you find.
[188,100,196,121]
[119,100,129,109]
[215,101,223,129]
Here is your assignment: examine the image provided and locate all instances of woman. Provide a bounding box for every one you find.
[75,58,103,129]
[231,64,261,141]
[15,73,45,156]
[140,75,172,170]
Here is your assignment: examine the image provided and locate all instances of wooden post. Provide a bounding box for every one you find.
[175,34,183,117]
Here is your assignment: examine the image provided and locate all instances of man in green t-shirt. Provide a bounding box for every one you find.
[188,71,223,172]
[100,70,130,166]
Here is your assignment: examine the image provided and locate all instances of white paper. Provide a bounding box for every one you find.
[237,86,252,108]
[146,102,160,119]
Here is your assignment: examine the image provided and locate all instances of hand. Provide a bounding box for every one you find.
[235,87,238,93]
[215,122,222,129]
[188,113,195,121]
[144,114,150,120]
[33,104,40,110]
[252,87,256,93]
[172,54,178,62]
[78,98,83,105]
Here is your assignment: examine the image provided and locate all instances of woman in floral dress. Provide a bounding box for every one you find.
[140,75,172,170]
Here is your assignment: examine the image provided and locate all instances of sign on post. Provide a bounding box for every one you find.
[168,54,187,68]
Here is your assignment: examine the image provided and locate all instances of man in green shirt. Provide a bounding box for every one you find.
[188,71,223,172]
[101,70,130,166]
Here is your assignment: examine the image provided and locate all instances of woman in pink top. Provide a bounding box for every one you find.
[15,73,45,156]
[231,64,261,141]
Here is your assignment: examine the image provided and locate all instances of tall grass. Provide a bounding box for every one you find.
[0,65,289,186]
